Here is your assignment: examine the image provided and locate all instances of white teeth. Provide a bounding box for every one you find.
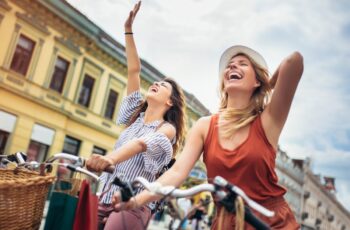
[229,73,241,80]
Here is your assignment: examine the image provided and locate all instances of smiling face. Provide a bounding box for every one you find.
[218,53,271,111]
[146,80,173,106]
[222,54,261,94]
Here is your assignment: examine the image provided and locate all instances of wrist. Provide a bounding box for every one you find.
[105,154,116,165]
[124,28,132,33]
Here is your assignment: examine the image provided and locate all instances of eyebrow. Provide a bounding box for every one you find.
[160,82,170,88]
[228,59,249,65]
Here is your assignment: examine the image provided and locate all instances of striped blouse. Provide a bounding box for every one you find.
[99,91,174,207]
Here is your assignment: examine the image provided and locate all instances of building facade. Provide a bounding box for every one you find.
[275,148,304,223]
[301,166,350,230]
[0,0,209,162]
[276,148,350,230]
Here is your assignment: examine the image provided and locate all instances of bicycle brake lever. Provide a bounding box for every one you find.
[112,177,134,202]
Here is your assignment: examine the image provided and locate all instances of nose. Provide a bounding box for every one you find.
[153,82,160,86]
[229,62,238,70]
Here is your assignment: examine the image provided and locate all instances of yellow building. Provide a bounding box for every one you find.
[0,0,210,162]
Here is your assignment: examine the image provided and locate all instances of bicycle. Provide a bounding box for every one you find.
[0,152,103,230]
[1,152,274,230]
[119,176,275,230]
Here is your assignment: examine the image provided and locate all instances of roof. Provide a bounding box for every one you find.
[39,0,210,116]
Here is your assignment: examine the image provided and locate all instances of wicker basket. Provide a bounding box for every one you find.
[0,168,55,230]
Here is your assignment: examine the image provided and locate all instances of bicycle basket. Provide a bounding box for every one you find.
[0,168,55,230]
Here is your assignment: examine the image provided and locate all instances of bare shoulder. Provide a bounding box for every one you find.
[193,115,212,138]
[158,122,176,140]
[196,116,212,125]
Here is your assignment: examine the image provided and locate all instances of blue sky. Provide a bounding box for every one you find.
[67,0,350,210]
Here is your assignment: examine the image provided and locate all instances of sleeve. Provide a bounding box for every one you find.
[116,91,143,125]
[140,132,173,174]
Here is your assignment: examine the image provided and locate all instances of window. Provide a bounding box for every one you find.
[62,136,81,156]
[0,130,9,155]
[27,140,49,163]
[49,56,70,93]
[78,74,95,107]
[10,34,36,76]
[58,136,81,180]
[92,146,106,156]
[0,111,17,154]
[28,124,55,162]
[104,89,119,119]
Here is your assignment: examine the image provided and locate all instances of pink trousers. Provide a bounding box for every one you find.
[98,203,152,230]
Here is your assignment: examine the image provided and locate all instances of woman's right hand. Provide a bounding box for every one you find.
[86,154,114,172]
[124,1,141,32]
[112,191,138,211]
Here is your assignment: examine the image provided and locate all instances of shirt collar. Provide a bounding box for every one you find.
[139,112,163,128]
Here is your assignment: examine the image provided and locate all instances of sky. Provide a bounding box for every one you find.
[67,0,350,210]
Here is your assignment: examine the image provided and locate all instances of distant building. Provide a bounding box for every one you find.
[0,0,210,160]
[301,161,350,230]
[276,148,304,222]
[276,148,350,230]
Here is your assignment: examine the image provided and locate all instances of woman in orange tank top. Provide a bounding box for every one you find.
[112,45,304,229]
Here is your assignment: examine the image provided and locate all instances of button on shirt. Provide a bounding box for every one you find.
[99,91,174,207]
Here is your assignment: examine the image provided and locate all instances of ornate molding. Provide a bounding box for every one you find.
[15,12,50,35]
[54,36,82,55]
[0,0,11,11]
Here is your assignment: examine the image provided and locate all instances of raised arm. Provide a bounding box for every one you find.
[262,52,304,148]
[125,1,142,95]
[113,117,210,210]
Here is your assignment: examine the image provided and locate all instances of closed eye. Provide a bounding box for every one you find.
[160,82,169,88]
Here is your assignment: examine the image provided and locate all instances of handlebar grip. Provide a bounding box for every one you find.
[244,207,270,230]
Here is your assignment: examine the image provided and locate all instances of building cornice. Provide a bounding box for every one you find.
[9,0,210,116]
[306,169,350,218]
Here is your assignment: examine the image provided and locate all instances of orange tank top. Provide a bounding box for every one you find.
[203,114,286,202]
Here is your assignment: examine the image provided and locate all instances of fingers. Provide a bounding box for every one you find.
[112,191,121,206]
[134,1,141,16]
[86,154,113,172]
[125,1,141,29]
[112,192,136,211]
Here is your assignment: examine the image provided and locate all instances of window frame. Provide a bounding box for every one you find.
[49,55,70,94]
[74,59,103,110]
[9,33,36,76]
[101,74,125,120]
[62,135,81,156]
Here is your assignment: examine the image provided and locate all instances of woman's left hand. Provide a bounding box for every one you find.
[124,1,141,31]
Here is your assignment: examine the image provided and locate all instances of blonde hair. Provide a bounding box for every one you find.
[218,53,271,138]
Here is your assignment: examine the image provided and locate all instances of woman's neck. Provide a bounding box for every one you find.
[226,92,251,110]
[143,105,166,123]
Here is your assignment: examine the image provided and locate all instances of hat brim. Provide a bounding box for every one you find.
[219,45,268,78]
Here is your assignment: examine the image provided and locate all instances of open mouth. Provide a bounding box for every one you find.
[228,72,242,80]
[150,87,158,93]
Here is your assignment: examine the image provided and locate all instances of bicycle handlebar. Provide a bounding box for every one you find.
[133,176,274,217]
[45,152,116,173]
[134,176,272,229]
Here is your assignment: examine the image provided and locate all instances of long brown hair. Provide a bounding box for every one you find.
[128,78,186,155]
[218,53,271,138]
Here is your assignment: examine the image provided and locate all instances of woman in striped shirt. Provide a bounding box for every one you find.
[86,2,186,229]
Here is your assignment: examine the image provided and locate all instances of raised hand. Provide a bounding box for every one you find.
[125,1,141,32]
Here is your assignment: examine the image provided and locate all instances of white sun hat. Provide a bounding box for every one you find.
[219,45,268,78]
